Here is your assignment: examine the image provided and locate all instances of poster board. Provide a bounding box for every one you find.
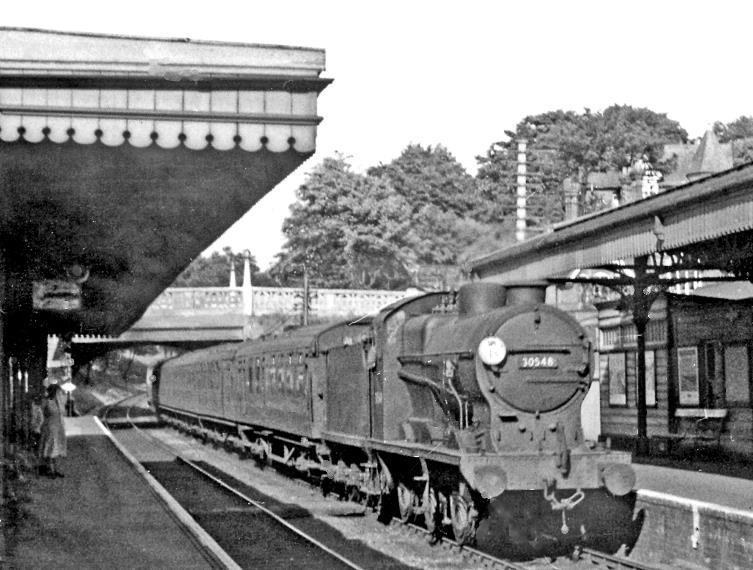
[608,352,627,406]
[677,347,700,406]
[645,350,656,407]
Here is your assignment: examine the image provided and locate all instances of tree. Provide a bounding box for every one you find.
[367,144,489,267]
[713,116,753,165]
[172,247,260,287]
[367,144,478,218]
[476,105,688,230]
[272,155,415,289]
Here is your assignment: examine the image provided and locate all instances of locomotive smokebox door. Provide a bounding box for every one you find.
[478,308,589,413]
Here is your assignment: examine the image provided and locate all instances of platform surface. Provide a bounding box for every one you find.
[634,463,753,512]
[5,416,216,569]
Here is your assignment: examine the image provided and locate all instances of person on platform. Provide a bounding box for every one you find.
[30,396,44,451]
[39,383,67,477]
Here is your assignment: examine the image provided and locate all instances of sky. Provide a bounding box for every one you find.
[4,1,753,268]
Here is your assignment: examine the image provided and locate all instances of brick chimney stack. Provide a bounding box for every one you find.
[563,177,580,221]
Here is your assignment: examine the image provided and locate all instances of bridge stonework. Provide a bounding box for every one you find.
[145,286,411,319]
[73,286,414,346]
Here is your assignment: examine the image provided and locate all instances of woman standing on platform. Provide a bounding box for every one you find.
[39,383,67,477]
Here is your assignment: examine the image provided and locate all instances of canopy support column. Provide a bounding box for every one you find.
[632,255,650,456]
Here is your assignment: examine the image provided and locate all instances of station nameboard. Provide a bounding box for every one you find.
[32,280,82,312]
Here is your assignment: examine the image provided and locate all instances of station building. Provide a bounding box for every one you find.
[595,289,752,456]
[470,142,753,458]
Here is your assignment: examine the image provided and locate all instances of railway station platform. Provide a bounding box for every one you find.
[3,416,753,569]
[629,463,753,569]
[1,416,231,570]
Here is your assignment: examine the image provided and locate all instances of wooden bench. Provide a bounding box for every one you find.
[651,408,728,455]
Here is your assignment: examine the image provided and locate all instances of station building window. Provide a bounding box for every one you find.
[724,343,750,405]
[677,343,738,409]
[607,352,627,406]
[677,346,700,406]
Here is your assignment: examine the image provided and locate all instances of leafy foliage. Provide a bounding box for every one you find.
[713,116,753,165]
[272,155,415,289]
[476,105,688,229]
[172,247,265,287]
[367,144,477,217]
[367,144,491,266]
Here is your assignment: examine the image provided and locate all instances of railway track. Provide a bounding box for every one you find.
[387,520,658,570]
[102,396,373,570]
[102,397,660,570]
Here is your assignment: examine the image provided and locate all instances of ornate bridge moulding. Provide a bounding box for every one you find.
[0,28,331,337]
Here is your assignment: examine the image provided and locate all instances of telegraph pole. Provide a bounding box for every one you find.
[302,264,310,326]
[516,139,527,242]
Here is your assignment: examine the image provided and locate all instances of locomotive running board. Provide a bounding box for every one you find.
[321,430,461,466]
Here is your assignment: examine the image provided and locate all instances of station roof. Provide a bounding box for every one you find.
[0,27,328,83]
[0,28,330,339]
[469,162,753,282]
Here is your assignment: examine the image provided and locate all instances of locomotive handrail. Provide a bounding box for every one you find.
[397,370,444,394]
[397,351,474,364]
[504,344,575,353]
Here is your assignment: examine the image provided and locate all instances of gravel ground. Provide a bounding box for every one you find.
[144,428,508,570]
[135,428,609,570]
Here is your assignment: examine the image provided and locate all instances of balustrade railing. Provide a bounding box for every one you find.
[144,286,411,319]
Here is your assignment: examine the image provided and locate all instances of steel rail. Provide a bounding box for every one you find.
[114,399,659,570]
[579,547,658,570]
[119,400,367,570]
[388,518,531,570]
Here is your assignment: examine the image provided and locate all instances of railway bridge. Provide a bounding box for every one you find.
[70,281,412,349]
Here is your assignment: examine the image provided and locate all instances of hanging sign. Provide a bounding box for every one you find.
[32,280,82,312]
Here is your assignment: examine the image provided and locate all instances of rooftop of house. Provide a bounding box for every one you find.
[662,130,734,187]
[586,170,622,189]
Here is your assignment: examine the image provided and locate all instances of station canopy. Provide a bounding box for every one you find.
[470,162,753,287]
[0,28,330,336]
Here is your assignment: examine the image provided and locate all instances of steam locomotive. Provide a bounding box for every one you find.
[150,282,637,558]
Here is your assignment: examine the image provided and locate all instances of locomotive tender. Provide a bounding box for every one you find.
[152,282,636,557]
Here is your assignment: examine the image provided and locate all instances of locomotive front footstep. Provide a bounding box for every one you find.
[150,281,642,560]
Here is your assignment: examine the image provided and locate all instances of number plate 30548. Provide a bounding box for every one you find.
[519,356,558,369]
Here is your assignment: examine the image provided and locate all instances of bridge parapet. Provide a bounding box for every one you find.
[144,286,412,318]
[148,288,243,313]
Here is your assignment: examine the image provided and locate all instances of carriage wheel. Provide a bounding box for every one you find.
[376,487,397,523]
[397,482,416,522]
[320,476,332,497]
[422,483,440,538]
[450,492,477,546]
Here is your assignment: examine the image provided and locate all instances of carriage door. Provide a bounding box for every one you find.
[325,344,370,437]
[368,343,384,440]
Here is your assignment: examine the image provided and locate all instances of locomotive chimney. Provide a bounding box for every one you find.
[504,282,547,306]
[457,283,507,317]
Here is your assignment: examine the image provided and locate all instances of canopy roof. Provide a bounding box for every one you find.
[0,28,330,340]
[470,163,753,282]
